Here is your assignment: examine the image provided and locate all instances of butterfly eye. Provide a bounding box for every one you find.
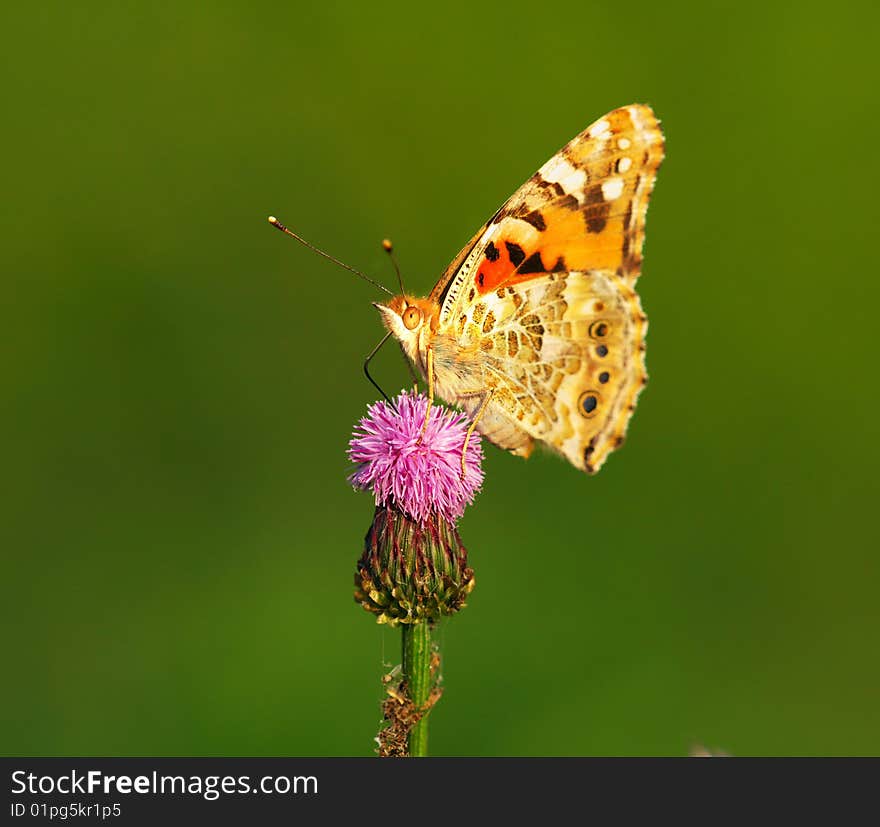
[402,306,422,331]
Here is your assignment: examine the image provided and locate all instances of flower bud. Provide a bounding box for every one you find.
[355,504,475,625]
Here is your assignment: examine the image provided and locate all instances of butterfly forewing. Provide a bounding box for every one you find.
[435,105,663,314]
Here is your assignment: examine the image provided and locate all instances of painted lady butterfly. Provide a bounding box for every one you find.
[375,104,664,474]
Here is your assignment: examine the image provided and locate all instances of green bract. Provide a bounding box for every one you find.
[355,505,475,625]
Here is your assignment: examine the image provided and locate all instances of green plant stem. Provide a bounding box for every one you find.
[401,621,432,757]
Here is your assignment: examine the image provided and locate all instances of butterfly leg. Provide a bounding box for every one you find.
[460,389,495,479]
[418,344,435,441]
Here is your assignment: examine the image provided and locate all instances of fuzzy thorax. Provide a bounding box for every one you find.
[373,295,527,457]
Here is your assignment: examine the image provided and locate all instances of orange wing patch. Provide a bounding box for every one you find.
[474,198,630,295]
[470,104,663,296]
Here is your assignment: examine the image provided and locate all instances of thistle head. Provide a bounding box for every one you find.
[348,390,483,625]
[348,391,483,524]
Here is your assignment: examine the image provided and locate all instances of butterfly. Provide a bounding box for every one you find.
[373,104,664,474]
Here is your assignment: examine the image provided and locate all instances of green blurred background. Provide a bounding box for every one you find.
[3,1,878,756]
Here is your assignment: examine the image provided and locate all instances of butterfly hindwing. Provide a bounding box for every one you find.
[439,270,645,472]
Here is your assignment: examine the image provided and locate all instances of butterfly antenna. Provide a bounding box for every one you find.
[267,216,393,296]
[382,238,406,295]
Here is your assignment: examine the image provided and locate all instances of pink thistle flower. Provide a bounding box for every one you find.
[348,391,483,524]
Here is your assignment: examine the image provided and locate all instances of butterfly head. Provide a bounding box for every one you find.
[374,295,438,362]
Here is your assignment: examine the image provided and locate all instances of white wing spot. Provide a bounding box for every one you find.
[589,119,611,138]
[617,137,631,150]
[540,156,587,200]
[601,177,625,201]
[616,157,632,173]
